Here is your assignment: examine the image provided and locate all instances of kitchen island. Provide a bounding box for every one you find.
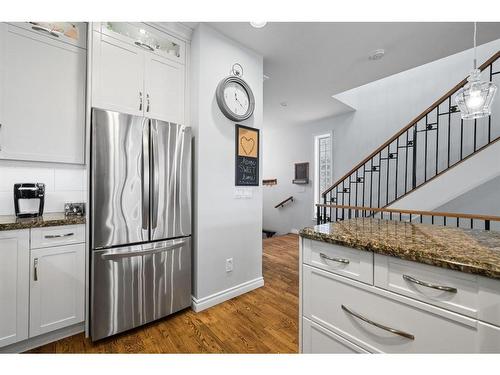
[299,218,500,353]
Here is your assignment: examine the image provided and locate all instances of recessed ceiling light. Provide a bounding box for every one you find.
[250,22,267,29]
[280,101,288,107]
[369,49,385,61]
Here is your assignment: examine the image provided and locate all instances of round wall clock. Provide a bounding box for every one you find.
[216,67,255,122]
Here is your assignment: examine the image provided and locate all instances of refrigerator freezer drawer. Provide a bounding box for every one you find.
[91,237,191,341]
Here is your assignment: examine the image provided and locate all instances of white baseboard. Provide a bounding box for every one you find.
[0,322,84,353]
[191,277,264,312]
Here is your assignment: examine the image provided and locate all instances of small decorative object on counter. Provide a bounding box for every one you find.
[64,202,86,216]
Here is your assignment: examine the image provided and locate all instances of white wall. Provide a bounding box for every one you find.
[0,160,86,215]
[190,24,264,311]
[263,39,500,234]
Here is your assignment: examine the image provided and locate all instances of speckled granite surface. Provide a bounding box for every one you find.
[300,218,500,280]
[0,213,85,231]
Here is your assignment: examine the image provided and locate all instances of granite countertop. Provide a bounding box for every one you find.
[0,213,85,231]
[300,218,500,280]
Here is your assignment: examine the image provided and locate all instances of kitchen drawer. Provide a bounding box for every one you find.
[31,225,85,249]
[374,254,500,326]
[303,238,373,284]
[302,317,369,353]
[302,264,497,353]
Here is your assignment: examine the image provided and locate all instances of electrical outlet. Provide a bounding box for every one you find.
[226,258,233,272]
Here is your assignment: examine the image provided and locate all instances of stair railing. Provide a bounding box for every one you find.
[316,204,500,231]
[319,51,500,225]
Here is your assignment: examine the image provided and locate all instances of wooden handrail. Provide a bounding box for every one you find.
[322,50,500,197]
[316,204,500,222]
[275,196,294,208]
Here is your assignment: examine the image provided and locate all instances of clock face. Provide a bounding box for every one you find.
[223,82,250,116]
[216,75,255,122]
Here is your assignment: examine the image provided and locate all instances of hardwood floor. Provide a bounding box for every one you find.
[28,234,299,353]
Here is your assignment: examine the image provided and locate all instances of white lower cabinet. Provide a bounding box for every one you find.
[29,243,85,337]
[0,230,29,347]
[300,237,500,354]
[302,317,369,353]
[0,225,85,349]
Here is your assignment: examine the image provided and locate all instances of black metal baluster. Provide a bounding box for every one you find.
[362,163,366,208]
[435,106,439,175]
[488,64,493,143]
[405,131,409,194]
[395,137,399,200]
[369,159,374,208]
[386,146,390,206]
[460,118,464,159]
[473,118,477,152]
[471,218,474,229]
[447,96,451,168]
[485,220,490,231]
[355,170,359,212]
[377,152,382,208]
[412,125,418,188]
[424,115,428,182]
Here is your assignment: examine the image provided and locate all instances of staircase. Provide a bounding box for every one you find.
[318,51,500,226]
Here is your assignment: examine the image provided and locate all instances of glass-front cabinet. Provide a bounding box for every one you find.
[96,22,185,64]
[12,22,87,48]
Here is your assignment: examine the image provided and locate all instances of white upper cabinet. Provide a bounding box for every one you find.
[0,230,29,348]
[0,23,86,164]
[92,32,145,116]
[145,54,185,123]
[91,23,186,124]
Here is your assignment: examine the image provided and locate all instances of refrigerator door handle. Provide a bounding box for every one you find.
[141,120,150,231]
[100,239,188,260]
[151,123,160,229]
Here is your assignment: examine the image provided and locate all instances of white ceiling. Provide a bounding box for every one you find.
[207,22,500,126]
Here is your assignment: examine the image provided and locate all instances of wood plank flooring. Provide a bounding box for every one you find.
[28,234,299,353]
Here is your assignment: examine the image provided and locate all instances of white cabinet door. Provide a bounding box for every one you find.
[29,243,85,337]
[92,31,145,116]
[0,230,29,348]
[144,54,185,123]
[0,23,86,164]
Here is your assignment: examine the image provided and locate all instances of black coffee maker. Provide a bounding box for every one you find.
[13,183,45,218]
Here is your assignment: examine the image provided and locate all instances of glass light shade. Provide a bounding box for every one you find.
[455,69,497,120]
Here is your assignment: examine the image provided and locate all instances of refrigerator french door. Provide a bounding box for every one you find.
[90,108,192,341]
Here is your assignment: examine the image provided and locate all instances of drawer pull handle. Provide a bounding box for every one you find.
[320,253,349,264]
[402,274,457,293]
[134,41,155,51]
[44,232,75,239]
[341,304,415,340]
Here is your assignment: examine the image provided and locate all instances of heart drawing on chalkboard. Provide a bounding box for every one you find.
[240,136,255,156]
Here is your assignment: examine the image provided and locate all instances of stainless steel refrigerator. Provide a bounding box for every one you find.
[90,108,192,341]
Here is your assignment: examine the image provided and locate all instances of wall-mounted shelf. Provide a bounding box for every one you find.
[293,162,309,184]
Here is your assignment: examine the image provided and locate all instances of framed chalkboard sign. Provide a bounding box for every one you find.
[235,124,260,186]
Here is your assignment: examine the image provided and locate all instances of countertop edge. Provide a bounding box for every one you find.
[0,215,86,231]
[299,227,500,281]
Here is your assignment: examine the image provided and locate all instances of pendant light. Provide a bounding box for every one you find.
[455,22,497,120]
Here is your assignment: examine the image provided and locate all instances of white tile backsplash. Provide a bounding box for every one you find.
[0,162,87,215]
